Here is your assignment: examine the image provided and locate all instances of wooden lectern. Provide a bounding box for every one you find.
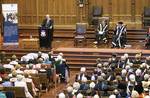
[38,27,53,48]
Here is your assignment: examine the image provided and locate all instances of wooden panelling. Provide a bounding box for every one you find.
[0,0,150,29]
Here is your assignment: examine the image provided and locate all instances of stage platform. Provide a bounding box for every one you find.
[0,27,150,69]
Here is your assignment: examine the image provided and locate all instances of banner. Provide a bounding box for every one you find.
[2,4,18,45]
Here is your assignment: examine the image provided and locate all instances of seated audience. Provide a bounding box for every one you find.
[24,64,38,74]
[79,77,89,91]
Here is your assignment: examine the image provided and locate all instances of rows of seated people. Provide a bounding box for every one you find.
[0,51,69,98]
[58,53,150,98]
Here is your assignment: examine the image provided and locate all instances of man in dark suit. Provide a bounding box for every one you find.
[41,14,54,29]
[40,14,54,48]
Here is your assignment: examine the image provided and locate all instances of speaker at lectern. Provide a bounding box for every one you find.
[39,14,54,48]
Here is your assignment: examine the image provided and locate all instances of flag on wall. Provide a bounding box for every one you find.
[2,4,18,45]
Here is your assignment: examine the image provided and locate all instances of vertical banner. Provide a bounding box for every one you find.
[2,4,18,45]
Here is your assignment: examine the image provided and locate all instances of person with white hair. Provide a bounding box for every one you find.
[66,86,73,98]
[135,69,143,83]
[127,74,136,95]
[93,94,100,98]
[125,65,131,71]
[109,94,116,98]
[113,89,121,98]
[72,82,80,95]
[91,72,97,81]
[124,53,131,64]
[131,90,139,98]
[76,93,83,98]
[142,74,150,92]
[76,67,87,81]
[55,53,64,66]
[41,14,53,29]
[56,58,70,83]
[40,14,54,48]
[121,69,128,81]
[94,63,102,75]
[118,56,127,68]
[58,92,65,98]
[55,53,65,75]
[86,82,96,96]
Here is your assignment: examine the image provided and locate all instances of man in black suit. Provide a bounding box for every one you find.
[40,14,54,48]
[41,14,54,29]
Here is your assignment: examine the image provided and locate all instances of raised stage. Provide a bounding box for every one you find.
[0,28,150,69]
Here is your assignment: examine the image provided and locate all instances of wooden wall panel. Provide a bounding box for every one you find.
[1,0,150,29]
[0,0,2,35]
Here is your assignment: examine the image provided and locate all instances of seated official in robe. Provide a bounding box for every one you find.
[112,22,127,48]
[94,20,108,45]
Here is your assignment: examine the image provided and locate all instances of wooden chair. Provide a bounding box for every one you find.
[27,82,34,97]
[31,76,41,91]
[74,23,87,47]
[27,82,40,98]
[91,6,103,27]
[38,73,49,92]
[142,7,150,28]
[4,87,26,98]
[4,91,15,98]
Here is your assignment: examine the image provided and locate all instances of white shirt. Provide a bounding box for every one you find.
[21,55,33,62]
[9,61,18,65]
[3,64,14,69]
[27,53,38,59]
[41,53,49,61]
